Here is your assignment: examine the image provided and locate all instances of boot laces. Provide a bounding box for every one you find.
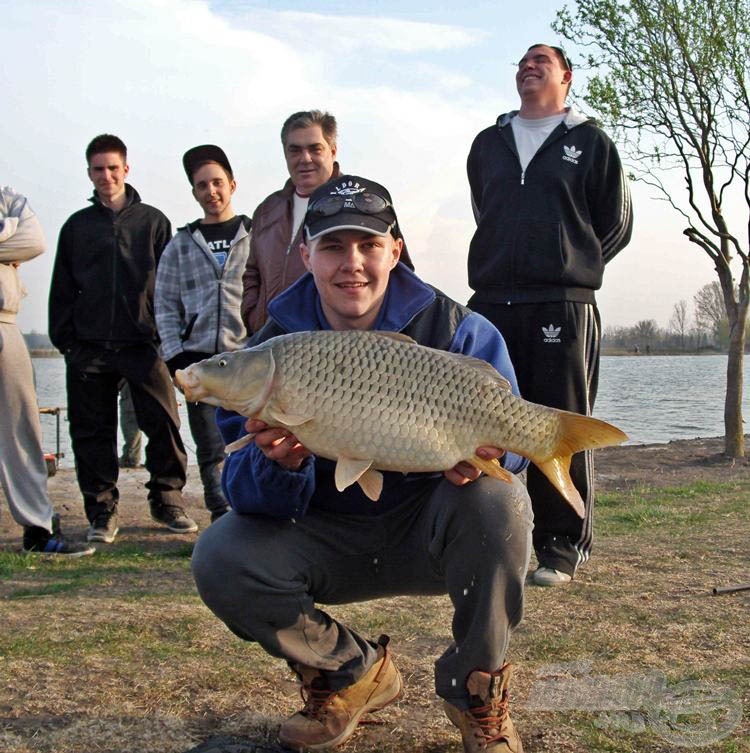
[299,680,336,720]
[469,695,511,745]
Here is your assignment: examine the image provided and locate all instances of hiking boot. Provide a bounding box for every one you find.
[532,566,572,587]
[23,514,95,557]
[279,634,403,751]
[444,664,523,753]
[150,501,198,533]
[86,510,119,543]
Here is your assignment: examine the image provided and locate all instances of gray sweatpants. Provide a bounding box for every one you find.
[0,323,53,531]
[192,474,532,709]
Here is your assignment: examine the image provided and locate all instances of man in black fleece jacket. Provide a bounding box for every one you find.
[49,134,196,544]
[467,44,633,586]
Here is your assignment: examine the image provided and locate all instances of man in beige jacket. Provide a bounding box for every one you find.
[0,186,93,555]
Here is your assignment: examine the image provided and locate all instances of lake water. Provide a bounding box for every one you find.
[32,354,747,469]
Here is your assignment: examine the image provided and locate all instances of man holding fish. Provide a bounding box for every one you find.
[189,174,535,752]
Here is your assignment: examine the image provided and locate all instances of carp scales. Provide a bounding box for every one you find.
[175,330,627,517]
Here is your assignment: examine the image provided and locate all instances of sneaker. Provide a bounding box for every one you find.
[150,502,198,533]
[87,511,119,543]
[23,514,95,557]
[279,634,403,751]
[532,566,572,587]
[444,664,523,753]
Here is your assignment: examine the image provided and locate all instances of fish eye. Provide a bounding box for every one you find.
[219,359,227,367]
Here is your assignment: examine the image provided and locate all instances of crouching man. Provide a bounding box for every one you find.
[191,174,532,753]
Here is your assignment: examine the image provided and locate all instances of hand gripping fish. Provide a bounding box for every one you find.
[175,330,627,517]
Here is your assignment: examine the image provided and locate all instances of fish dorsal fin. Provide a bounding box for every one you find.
[335,457,379,496]
[374,331,511,390]
[372,331,417,345]
[445,351,513,391]
[268,406,314,427]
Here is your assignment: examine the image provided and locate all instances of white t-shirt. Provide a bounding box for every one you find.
[511,113,566,172]
[292,192,309,244]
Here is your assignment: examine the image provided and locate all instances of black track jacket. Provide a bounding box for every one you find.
[467,107,632,305]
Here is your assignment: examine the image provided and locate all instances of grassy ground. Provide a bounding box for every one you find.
[0,441,748,753]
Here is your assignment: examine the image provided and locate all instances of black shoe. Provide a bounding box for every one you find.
[23,514,95,557]
[150,502,198,533]
[87,510,119,543]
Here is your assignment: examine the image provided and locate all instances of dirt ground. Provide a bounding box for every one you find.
[595,435,750,490]
[1,437,748,753]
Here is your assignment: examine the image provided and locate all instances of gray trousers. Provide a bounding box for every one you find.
[192,474,532,709]
[0,323,53,531]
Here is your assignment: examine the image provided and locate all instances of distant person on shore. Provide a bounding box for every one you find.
[155,145,251,522]
[0,185,94,556]
[118,381,142,468]
[192,175,532,753]
[48,134,196,544]
[240,109,414,335]
[466,43,633,586]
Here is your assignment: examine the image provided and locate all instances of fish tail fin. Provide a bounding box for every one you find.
[555,411,628,456]
[532,412,627,519]
[535,455,585,518]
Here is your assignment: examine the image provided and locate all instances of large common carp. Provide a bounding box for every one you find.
[175,330,627,517]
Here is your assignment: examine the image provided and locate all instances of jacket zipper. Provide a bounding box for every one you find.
[110,215,118,337]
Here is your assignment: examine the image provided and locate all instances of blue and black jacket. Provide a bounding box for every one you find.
[218,263,528,518]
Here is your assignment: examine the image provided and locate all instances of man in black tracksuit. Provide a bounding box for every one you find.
[467,44,633,586]
[49,134,196,544]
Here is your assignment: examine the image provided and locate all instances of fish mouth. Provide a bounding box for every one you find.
[175,368,209,402]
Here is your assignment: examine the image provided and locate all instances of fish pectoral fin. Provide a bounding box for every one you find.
[334,457,380,496]
[534,455,586,519]
[224,432,255,454]
[267,407,313,427]
[469,455,514,484]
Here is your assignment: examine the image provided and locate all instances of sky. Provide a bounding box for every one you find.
[2,0,724,335]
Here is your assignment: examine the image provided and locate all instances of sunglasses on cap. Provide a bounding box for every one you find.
[307,192,394,218]
[521,44,573,71]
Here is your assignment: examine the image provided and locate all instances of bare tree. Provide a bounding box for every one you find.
[669,299,690,350]
[694,281,728,346]
[633,319,658,352]
[555,0,750,457]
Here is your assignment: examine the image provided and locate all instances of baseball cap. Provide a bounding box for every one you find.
[182,145,233,184]
[304,175,397,241]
